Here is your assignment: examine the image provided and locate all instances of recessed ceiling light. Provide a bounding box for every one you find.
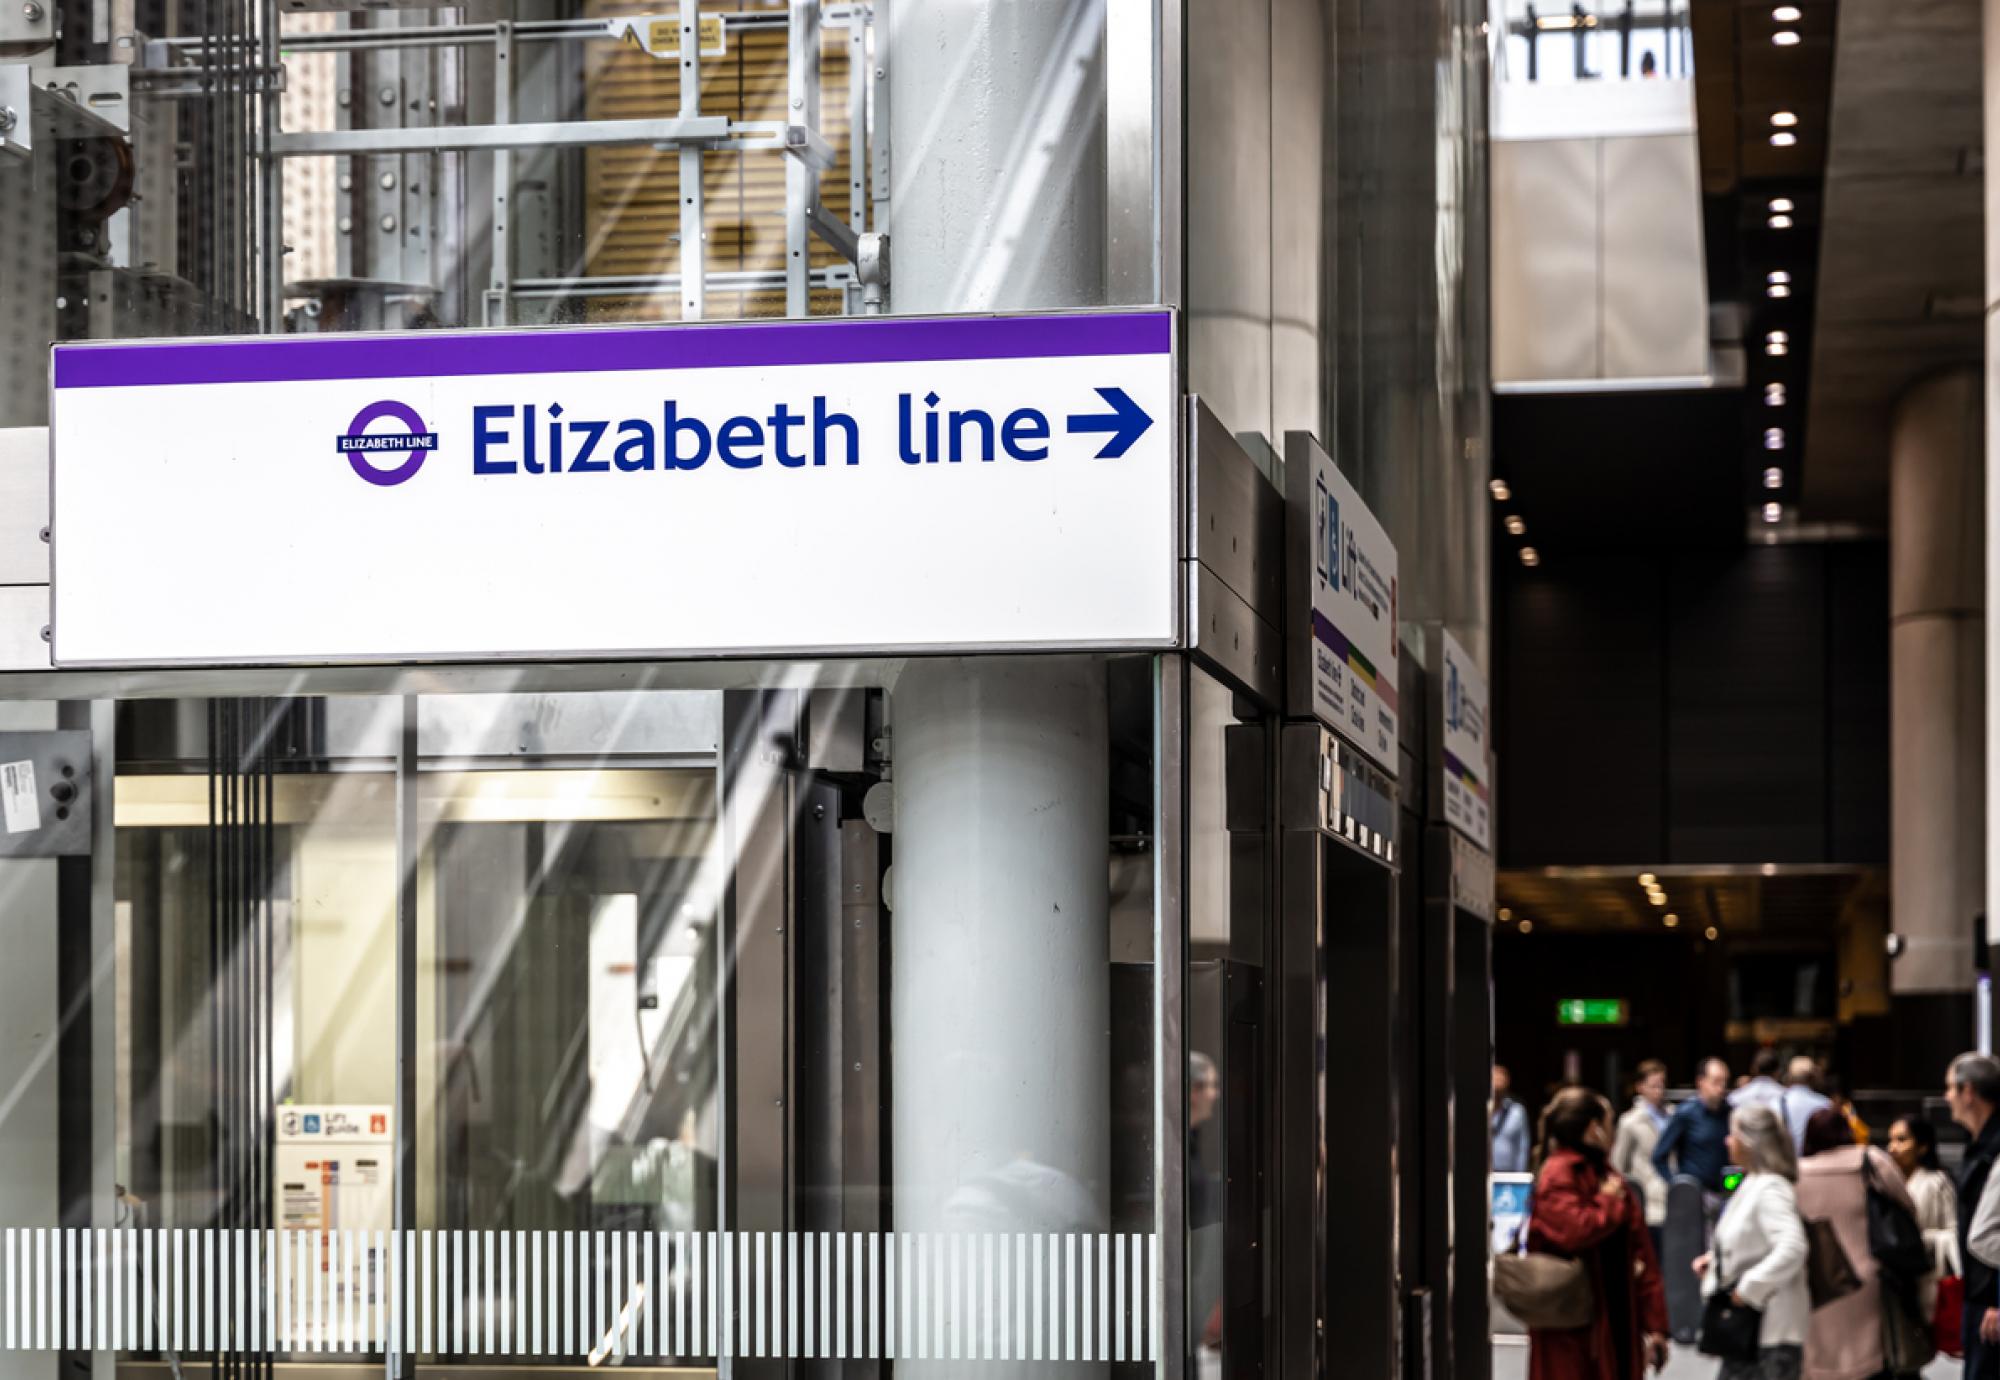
[1490,478,1511,501]
[1773,29,1801,45]
[1518,919,1534,934]
[1772,5,1802,19]
[1638,873,1657,886]
[1768,283,1791,298]
[1765,427,1785,450]
[1498,907,1513,921]
[1764,466,1783,489]
[1768,270,1792,285]
[1520,547,1540,568]
[1770,198,1795,213]
[1770,111,1799,128]
[1505,515,1526,536]
[1770,131,1799,148]
[1649,892,1667,906]
[1768,213,1794,229]
[1763,501,1783,523]
[1766,383,1787,406]
[1664,914,1680,928]
[1705,925,1720,940]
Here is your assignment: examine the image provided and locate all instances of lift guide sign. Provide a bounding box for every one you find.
[1288,433,1399,775]
[1441,629,1491,850]
[48,310,1179,667]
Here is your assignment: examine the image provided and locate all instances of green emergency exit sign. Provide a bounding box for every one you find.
[1556,998,1628,1026]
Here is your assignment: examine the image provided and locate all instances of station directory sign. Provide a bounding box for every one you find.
[1285,432,1400,776]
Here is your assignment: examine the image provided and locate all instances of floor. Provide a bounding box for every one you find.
[1492,1336,1965,1379]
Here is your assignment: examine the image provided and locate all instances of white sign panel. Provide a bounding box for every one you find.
[1291,435,1399,775]
[1441,629,1492,851]
[275,1105,392,1344]
[51,310,1179,667]
[275,1104,392,1237]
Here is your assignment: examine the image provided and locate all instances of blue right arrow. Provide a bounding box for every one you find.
[1066,386,1154,459]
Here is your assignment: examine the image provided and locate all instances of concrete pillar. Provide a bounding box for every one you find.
[885,0,1105,313]
[1890,371,1984,1018]
[885,2,1112,1350]
[890,658,1110,1236]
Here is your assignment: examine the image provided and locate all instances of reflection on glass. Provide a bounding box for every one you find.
[1493,0,1695,83]
[78,668,1165,1369]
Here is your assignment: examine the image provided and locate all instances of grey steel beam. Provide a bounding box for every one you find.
[804,200,858,265]
[270,115,750,156]
[486,20,514,325]
[676,0,703,321]
[785,0,819,316]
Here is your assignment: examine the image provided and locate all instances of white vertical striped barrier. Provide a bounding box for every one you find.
[0,1229,1159,1362]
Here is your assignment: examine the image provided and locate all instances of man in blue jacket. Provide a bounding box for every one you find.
[1651,1056,1731,1191]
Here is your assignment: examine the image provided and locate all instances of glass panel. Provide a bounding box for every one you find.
[0,0,1158,433]
[1492,0,1695,85]
[1185,666,1272,1372]
[0,657,1166,1371]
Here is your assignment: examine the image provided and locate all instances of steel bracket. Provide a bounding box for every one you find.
[0,731,95,859]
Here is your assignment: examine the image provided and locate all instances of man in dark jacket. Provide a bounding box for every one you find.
[1951,1051,2000,1378]
[1651,1056,1731,1191]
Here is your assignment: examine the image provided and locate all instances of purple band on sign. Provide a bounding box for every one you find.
[344,399,432,487]
[52,311,1173,390]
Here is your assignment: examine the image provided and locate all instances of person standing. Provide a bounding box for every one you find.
[1495,1063,1533,1175]
[1779,1057,1833,1153]
[1614,1060,1673,1254]
[1887,1115,1959,1322]
[1526,1086,1670,1380]
[1696,1105,1810,1380]
[1732,1049,1786,1114]
[1794,1107,1923,1380]
[1653,1057,1733,1193]
[1950,1053,2000,1378]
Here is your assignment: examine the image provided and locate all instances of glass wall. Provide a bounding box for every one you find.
[0,659,1167,1370]
[0,0,1160,442]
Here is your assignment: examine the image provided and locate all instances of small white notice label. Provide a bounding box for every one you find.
[1,760,40,834]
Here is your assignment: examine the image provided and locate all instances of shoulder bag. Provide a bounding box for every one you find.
[1864,1152,1932,1288]
[1698,1239,1764,1362]
[1494,1229,1595,1331]
[1882,1273,1939,1372]
[1492,1165,1608,1331]
[1803,1215,1861,1309]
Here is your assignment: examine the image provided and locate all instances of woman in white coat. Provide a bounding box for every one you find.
[1696,1104,1811,1380]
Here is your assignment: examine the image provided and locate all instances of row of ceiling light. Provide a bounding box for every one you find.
[1639,873,1721,941]
[1489,477,1538,568]
[1492,879,1722,941]
[1760,2,1806,526]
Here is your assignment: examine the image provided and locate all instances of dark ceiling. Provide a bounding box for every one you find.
[1497,867,1882,938]
[1492,389,1746,550]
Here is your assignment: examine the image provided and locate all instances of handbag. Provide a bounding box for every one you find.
[1494,1245,1595,1330]
[1699,1284,1764,1362]
[1864,1153,1931,1287]
[1934,1274,1965,1358]
[1804,1216,1862,1308]
[1881,1272,1939,1373]
[1698,1239,1764,1363]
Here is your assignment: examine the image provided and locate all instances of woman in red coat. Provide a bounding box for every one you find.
[1527,1087,1672,1380]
